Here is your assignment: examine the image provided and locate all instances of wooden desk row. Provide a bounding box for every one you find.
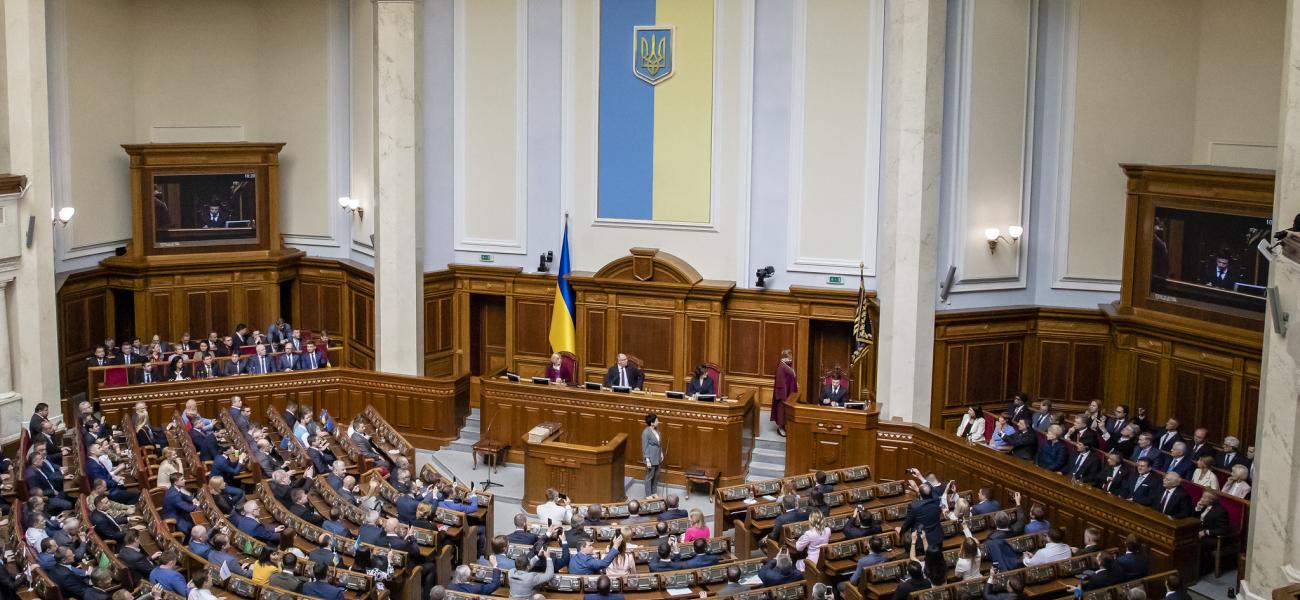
[479,376,759,487]
[90,367,470,452]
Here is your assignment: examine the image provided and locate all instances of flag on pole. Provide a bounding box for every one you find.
[851,262,873,366]
[548,221,577,353]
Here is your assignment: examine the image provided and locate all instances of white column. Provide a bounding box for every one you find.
[373,0,426,375]
[1241,1,1300,596]
[4,0,59,420]
[875,0,946,422]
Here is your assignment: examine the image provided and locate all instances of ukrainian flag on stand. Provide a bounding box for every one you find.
[549,224,576,353]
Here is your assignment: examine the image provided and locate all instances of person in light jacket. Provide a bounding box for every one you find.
[956,406,987,443]
[642,413,663,497]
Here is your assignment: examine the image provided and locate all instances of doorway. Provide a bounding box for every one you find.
[468,294,507,376]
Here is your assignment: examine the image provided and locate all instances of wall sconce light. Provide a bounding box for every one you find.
[52,206,75,226]
[338,196,363,219]
[985,225,1023,253]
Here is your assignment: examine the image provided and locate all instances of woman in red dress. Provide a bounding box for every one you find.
[772,349,797,437]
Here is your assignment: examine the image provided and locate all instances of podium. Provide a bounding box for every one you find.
[783,395,879,475]
[522,424,627,510]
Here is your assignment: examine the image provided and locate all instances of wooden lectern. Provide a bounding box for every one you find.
[522,424,627,511]
[783,394,879,475]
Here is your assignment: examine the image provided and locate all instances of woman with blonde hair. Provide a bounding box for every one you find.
[682,508,710,542]
[155,447,184,489]
[794,511,831,572]
[605,527,638,576]
[1191,455,1219,490]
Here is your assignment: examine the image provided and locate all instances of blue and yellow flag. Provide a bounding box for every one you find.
[548,224,576,353]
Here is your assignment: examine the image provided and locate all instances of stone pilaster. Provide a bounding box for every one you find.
[875,0,946,422]
[373,0,425,375]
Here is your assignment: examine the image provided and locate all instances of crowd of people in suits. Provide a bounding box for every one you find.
[86,319,333,384]
[954,393,1250,576]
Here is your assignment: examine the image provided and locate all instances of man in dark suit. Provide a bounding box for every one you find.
[1154,473,1194,518]
[1072,554,1120,591]
[888,561,930,600]
[1101,451,1133,496]
[200,204,226,228]
[1125,458,1161,507]
[89,494,126,544]
[1063,440,1102,484]
[231,324,250,354]
[1162,574,1193,600]
[245,344,279,375]
[1007,393,1029,425]
[757,550,803,586]
[1006,418,1037,461]
[224,355,245,376]
[118,531,160,583]
[767,495,810,542]
[86,346,111,370]
[1195,491,1230,574]
[897,479,943,550]
[48,547,91,599]
[1031,399,1054,433]
[1201,256,1237,289]
[230,500,283,544]
[820,378,850,407]
[1116,536,1149,581]
[1131,432,1161,463]
[1104,405,1130,439]
[658,494,689,521]
[28,402,50,437]
[290,489,325,526]
[507,513,540,545]
[1187,428,1215,459]
[1156,418,1184,452]
[1216,437,1250,470]
[110,342,142,383]
[603,353,644,390]
[308,435,337,474]
[302,561,346,600]
[194,354,221,378]
[1109,424,1138,460]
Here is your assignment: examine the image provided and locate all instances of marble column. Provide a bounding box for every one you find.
[874,0,946,422]
[1241,1,1300,596]
[4,0,59,426]
[0,277,13,396]
[372,0,426,375]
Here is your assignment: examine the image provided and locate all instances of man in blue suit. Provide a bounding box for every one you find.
[302,561,346,600]
[1125,458,1161,507]
[357,511,385,545]
[24,454,72,512]
[48,547,91,599]
[297,341,327,370]
[676,538,720,569]
[230,500,283,544]
[1131,432,1161,463]
[982,492,1026,570]
[971,488,1001,516]
[189,426,222,462]
[1115,536,1149,581]
[149,551,189,596]
[161,474,198,534]
[1163,443,1194,479]
[395,490,424,524]
[245,344,279,375]
[570,537,621,575]
[767,495,810,542]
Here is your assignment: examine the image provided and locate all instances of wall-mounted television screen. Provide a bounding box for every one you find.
[151,172,258,248]
[1149,207,1271,317]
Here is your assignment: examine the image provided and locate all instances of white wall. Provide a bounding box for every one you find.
[51,0,348,272]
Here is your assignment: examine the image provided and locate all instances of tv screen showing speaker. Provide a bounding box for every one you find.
[1149,207,1270,315]
[151,172,259,248]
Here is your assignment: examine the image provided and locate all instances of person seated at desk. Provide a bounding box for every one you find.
[545,352,573,385]
[570,534,622,574]
[685,365,715,398]
[603,353,644,390]
[821,372,850,407]
[536,488,573,527]
[194,354,221,379]
[245,344,279,375]
[297,340,327,370]
[758,548,803,586]
[956,406,986,443]
[584,575,625,600]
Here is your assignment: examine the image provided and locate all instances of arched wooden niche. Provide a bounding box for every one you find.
[592,247,703,285]
[568,248,733,390]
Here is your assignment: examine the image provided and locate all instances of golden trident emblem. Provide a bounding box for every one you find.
[639,33,667,77]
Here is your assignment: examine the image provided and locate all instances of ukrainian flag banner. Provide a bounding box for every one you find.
[597,0,713,224]
[549,223,577,353]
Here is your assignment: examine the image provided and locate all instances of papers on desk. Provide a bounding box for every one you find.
[762,495,777,501]
[742,498,758,505]
[739,575,762,586]
[666,588,694,597]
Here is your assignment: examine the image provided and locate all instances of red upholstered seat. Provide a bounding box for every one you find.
[103,366,128,388]
[1181,481,1204,505]
[703,362,723,396]
[559,351,578,383]
[981,413,995,443]
[239,345,257,356]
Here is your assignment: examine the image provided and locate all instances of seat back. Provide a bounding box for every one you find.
[559,351,578,379]
[981,413,996,443]
[103,366,128,388]
[703,362,723,396]
[626,354,644,369]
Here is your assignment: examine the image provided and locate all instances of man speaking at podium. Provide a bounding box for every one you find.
[603,353,644,390]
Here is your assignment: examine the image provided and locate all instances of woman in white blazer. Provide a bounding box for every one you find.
[955,405,986,443]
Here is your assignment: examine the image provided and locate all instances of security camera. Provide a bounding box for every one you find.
[755,266,775,288]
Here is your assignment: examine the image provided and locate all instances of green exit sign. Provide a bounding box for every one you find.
[479,254,494,263]
[827,275,844,285]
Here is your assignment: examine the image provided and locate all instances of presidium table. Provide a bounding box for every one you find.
[479,376,760,493]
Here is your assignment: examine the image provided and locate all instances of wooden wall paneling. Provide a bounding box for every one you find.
[617,311,675,381]
[584,309,606,376]
[149,291,173,341]
[725,318,762,377]
[687,317,709,375]
[245,287,266,332]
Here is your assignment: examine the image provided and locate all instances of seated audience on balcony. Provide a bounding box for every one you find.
[955,405,986,443]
